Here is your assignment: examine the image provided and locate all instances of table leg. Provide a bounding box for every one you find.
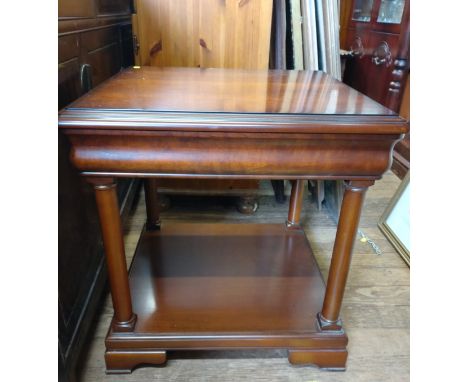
[287,179,306,227]
[144,178,161,231]
[90,178,136,332]
[318,180,374,331]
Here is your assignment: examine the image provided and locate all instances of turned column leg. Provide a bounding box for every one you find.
[90,178,136,332]
[144,178,161,231]
[318,180,374,331]
[287,179,306,227]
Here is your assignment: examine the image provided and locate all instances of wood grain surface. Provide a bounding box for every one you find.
[77,171,409,381]
[59,67,408,376]
[64,66,397,116]
[59,68,407,185]
[133,0,273,69]
[120,223,326,333]
[130,0,272,196]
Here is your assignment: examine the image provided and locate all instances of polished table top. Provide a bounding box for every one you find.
[59,67,407,136]
[58,67,408,179]
[67,67,396,116]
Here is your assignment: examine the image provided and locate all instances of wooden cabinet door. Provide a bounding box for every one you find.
[58,34,82,110]
[364,31,400,105]
[97,0,132,15]
[80,27,123,87]
[371,0,409,34]
[342,28,372,96]
[343,29,399,107]
[132,0,273,69]
[59,0,95,18]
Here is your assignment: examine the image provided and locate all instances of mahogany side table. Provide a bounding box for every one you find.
[58,67,408,373]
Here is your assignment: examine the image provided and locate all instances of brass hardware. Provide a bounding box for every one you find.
[372,41,392,67]
[133,35,140,56]
[350,36,364,58]
[80,64,92,93]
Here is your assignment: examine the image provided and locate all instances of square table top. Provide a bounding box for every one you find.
[58,67,409,180]
[59,67,407,135]
[66,66,395,116]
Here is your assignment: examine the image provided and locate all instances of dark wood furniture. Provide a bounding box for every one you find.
[341,0,409,179]
[58,67,407,373]
[393,73,410,178]
[342,0,410,109]
[58,1,135,381]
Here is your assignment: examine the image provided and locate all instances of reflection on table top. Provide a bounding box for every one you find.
[68,67,395,116]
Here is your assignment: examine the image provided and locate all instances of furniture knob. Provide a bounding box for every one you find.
[388,81,401,94]
[349,36,364,58]
[372,41,392,67]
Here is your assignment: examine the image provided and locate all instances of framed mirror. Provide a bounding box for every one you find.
[378,171,410,266]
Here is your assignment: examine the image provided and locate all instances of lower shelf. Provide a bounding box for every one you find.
[105,223,348,372]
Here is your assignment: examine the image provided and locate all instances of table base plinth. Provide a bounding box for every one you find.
[104,223,348,373]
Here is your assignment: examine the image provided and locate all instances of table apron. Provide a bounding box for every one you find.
[66,132,403,179]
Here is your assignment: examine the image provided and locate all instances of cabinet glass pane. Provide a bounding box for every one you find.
[377,0,405,24]
[352,0,374,22]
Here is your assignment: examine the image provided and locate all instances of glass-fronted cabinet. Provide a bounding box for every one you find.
[377,0,406,24]
[349,0,407,33]
[343,0,409,109]
[342,0,410,178]
[352,0,374,22]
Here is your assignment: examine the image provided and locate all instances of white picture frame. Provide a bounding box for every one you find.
[378,171,410,266]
